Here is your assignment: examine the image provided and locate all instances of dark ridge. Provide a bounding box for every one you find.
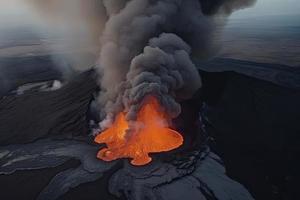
[201,71,300,199]
[196,57,300,89]
[0,70,98,145]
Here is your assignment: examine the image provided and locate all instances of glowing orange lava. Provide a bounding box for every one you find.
[94,97,183,166]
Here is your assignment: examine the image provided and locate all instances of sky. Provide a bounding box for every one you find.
[1,0,300,24]
[231,0,300,18]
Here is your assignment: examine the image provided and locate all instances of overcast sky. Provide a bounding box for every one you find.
[231,0,300,18]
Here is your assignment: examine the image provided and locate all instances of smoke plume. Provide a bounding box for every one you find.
[19,0,255,127]
[96,0,256,127]
[199,0,257,15]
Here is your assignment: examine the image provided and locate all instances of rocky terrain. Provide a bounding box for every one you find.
[0,55,299,199]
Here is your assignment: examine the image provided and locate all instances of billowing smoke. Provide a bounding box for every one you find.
[97,0,256,128]
[5,0,255,127]
[199,0,257,15]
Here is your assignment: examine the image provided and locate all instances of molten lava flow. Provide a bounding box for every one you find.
[95,97,183,166]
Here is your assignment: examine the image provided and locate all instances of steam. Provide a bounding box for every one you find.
[97,0,256,127]
[0,0,107,73]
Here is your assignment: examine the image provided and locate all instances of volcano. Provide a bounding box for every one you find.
[1,64,299,200]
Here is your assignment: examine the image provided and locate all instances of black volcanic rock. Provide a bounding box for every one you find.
[200,71,300,199]
[0,56,299,200]
[0,70,98,145]
[0,138,254,200]
[0,138,119,200]
[0,68,255,200]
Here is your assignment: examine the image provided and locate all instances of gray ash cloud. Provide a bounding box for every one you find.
[94,0,256,127]
[199,0,256,15]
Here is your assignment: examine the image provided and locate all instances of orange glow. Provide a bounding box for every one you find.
[95,97,183,166]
